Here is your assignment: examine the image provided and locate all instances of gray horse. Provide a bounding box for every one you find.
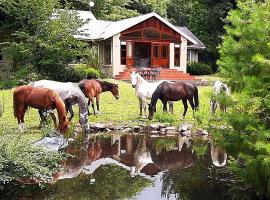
[31,80,90,132]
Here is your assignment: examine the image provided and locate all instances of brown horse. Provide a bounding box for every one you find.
[148,81,199,120]
[13,85,69,133]
[78,79,119,115]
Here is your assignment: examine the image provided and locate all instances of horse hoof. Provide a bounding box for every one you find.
[96,111,101,115]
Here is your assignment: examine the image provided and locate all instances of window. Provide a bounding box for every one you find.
[161,45,168,59]
[187,50,191,63]
[154,45,159,58]
[104,41,111,65]
[174,44,180,66]
[120,43,126,65]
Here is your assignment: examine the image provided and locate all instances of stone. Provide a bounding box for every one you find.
[160,128,166,133]
[201,130,208,135]
[33,136,68,151]
[181,130,192,137]
[67,138,75,143]
[133,126,140,132]
[178,122,193,132]
[150,123,161,130]
[91,123,106,131]
[166,130,179,136]
[107,124,116,130]
[150,130,160,135]
[165,126,176,131]
[122,128,133,133]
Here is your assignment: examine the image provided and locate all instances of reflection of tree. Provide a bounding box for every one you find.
[161,156,252,200]
[7,164,152,199]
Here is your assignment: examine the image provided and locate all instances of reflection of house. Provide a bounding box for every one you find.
[76,11,205,80]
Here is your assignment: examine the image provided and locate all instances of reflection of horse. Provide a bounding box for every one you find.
[130,135,194,177]
[13,85,69,133]
[78,79,119,115]
[130,72,173,118]
[211,141,227,167]
[31,80,89,130]
[148,81,199,120]
[210,80,230,114]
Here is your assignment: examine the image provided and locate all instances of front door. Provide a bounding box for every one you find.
[151,42,169,68]
[126,41,134,68]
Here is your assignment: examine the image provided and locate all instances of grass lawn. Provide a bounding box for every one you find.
[0,79,216,140]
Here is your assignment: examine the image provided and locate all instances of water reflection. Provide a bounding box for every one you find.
[3,133,259,200]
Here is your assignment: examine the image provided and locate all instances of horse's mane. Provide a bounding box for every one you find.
[150,87,160,108]
[95,79,117,91]
[51,91,67,122]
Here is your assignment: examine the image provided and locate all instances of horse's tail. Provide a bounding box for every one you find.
[193,85,199,109]
[13,90,18,118]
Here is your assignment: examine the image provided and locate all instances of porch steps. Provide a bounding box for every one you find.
[114,68,200,81]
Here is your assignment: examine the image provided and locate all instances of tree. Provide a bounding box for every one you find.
[167,0,236,71]
[217,0,270,198]
[0,0,88,80]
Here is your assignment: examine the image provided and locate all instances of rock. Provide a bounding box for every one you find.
[160,128,166,133]
[165,126,176,131]
[201,130,208,135]
[107,124,116,130]
[91,123,106,131]
[33,136,68,151]
[67,138,75,143]
[133,126,140,132]
[122,128,133,133]
[181,130,192,137]
[166,130,179,136]
[178,122,193,132]
[150,123,161,130]
[150,130,160,135]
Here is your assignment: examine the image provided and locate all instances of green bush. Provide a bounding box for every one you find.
[0,133,65,187]
[187,62,213,75]
[60,64,100,82]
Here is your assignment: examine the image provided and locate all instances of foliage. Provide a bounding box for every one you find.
[0,133,65,187]
[71,64,101,81]
[167,0,236,71]
[217,1,270,198]
[154,112,176,125]
[84,46,103,73]
[187,62,213,75]
[0,0,88,81]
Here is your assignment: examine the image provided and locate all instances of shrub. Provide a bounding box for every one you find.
[187,62,213,75]
[154,112,176,125]
[0,133,65,187]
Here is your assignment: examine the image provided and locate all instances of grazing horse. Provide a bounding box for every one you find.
[13,85,69,133]
[78,79,119,115]
[210,80,230,114]
[130,71,173,118]
[148,81,199,120]
[30,80,89,131]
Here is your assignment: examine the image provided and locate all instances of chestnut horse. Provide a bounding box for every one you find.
[78,79,119,115]
[13,85,69,133]
[148,81,199,120]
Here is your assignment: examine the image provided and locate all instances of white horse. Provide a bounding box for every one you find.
[211,140,227,167]
[130,71,173,118]
[30,80,90,131]
[210,80,230,114]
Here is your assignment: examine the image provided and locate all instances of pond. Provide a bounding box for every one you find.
[2,133,259,200]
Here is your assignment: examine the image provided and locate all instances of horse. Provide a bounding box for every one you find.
[13,85,69,133]
[30,80,90,131]
[130,71,173,118]
[148,81,199,120]
[210,80,230,114]
[211,140,227,167]
[78,79,119,115]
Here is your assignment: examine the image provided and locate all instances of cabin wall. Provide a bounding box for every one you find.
[112,33,126,77]
[180,37,187,73]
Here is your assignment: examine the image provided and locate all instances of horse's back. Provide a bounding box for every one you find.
[79,79,101,96]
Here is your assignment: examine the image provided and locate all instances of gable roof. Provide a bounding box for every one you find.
[75,11,198,45]
[176,27,206,50]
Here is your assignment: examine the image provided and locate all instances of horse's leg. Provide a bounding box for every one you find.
[141,97,147,118]
[182,99,188,118]
[210,99,217,114]
[38,109,47,127]
[162,100,168,112]
[88,97,96,115]
[67,105,74,121]
[168,101,174,114]
[96,95,101,115]
[49,111,58,130]
[188,98,195,117]
[20,105,28,131]
[138,98,143,117]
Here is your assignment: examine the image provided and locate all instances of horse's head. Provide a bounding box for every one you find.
[111,84,119,100]
[148,103,156,120]
[59,116,70,133]
[130,71,138,88]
